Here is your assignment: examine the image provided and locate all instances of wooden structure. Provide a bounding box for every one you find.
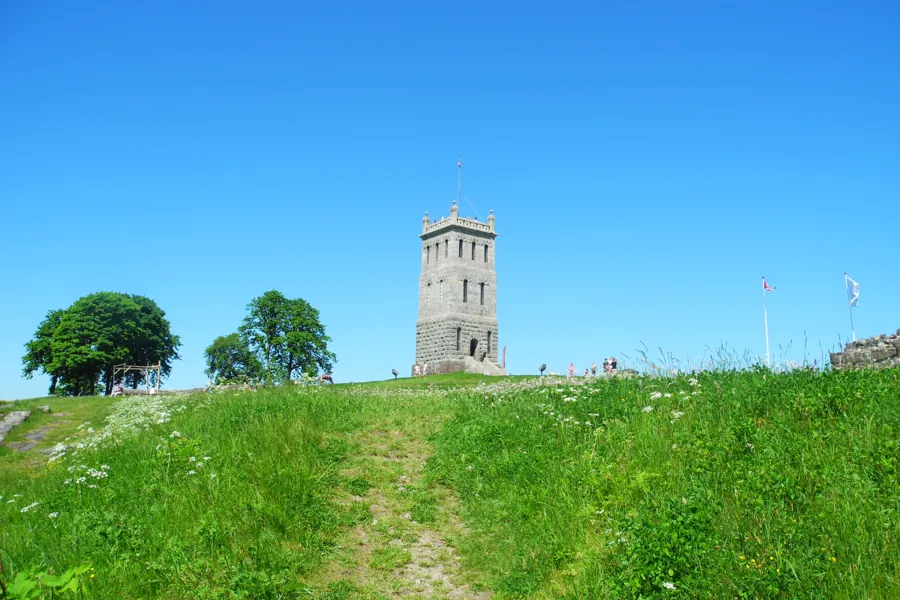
[112,362,162,394]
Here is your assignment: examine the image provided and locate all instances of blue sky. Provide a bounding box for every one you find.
[2,1,898,398]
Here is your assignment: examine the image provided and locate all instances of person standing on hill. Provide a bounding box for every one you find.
[590,361,597,376]
[568,363,575,378]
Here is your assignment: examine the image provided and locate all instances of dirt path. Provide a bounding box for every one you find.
[313,409,491,599]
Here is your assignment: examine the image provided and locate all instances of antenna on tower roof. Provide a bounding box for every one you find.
[456,156,462,206]
[464,196,483,221]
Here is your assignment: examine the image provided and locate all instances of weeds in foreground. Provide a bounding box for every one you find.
[429,368,900,598]
[1,387,363,598]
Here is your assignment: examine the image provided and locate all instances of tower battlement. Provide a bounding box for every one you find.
[421,202,496,236]
[414,201,503,376]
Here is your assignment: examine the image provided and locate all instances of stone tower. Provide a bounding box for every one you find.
[414,201,504,376]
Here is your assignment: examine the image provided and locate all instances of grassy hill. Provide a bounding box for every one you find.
[1,369,897,599]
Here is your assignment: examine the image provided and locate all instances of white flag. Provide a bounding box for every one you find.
[845,274,859,307]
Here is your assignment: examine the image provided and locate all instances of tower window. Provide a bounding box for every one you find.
[463,279,468,303]
[487,330,492,357]
[471,241,476,260]
[458,239,463,257]
[444,240,448,258]
[440,280,443,302]
[427,282,431,305]
[456,327,461,351]
[480,282,485,305]
[427,246,431,264]
[484,244,488,262]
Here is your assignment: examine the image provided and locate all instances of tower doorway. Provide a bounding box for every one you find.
[469,338,479,358]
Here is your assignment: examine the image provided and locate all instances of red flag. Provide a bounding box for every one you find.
[763,278,775,292]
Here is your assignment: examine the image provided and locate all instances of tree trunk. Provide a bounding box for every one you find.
[49,375,58,396]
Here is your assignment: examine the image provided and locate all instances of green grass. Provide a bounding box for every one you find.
[428,368,900,598]
[2,370,898,598]
[0,387,365,598]
[0,396,120,483]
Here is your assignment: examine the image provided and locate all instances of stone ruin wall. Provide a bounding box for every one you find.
[830,328,900,371]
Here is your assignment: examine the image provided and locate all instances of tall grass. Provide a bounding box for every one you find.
[1,387,363,598]
[428,368,900,598]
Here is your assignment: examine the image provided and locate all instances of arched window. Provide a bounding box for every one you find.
[458,239,463,257]
[444,240,448,258]
[456,327,461,351]
[484,244,488,263]
[426,246,431,264]
[479,282,485,305]
[463,279,468,303]
[426,282,431,305]
[471,241,476,260]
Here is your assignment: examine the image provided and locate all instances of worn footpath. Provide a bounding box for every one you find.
[311,400,491,599]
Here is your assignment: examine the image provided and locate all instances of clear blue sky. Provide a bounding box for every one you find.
[2,1,898,398]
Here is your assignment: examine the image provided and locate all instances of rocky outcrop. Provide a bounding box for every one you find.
[0,411,31,444]
[830,329,900,371]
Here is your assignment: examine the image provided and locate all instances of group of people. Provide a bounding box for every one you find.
[413,363,429,377]
[568,357,618,378]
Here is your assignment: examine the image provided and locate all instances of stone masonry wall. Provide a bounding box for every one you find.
[415,315,500,369]
[414,204,501,374]
[830,329,900,370]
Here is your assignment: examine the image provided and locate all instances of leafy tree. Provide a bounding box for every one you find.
[279,297,335,379]
[204,333,261,383]
[238,290,336,382]
[22,309,65,395]
[239,290,284,380]
[125,295,181,389]
[22,292,181,397]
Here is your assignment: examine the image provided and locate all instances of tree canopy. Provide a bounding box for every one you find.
[208,290,336,384]
[22,292,181,396]
[204,333,261,384]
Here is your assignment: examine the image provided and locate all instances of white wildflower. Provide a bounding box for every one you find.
[76,477,86,484]
[49,512,59,519]
[466,465,473,471]
[87,484,98,489]
[210,473,217,479]
[202,456,211,461]
[664,393,672,398]
[64,479,72,485]
[21,502,39,513]
[663,581,676,590]
[188,456,196,462]
[671,411,685,420]
[170,431,182,438]
[642,406,654,413]
[187,470,197,475]
[650,391,662,400]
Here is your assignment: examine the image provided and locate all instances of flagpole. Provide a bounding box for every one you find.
[762,277,770,366]
[844,273,856,342]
